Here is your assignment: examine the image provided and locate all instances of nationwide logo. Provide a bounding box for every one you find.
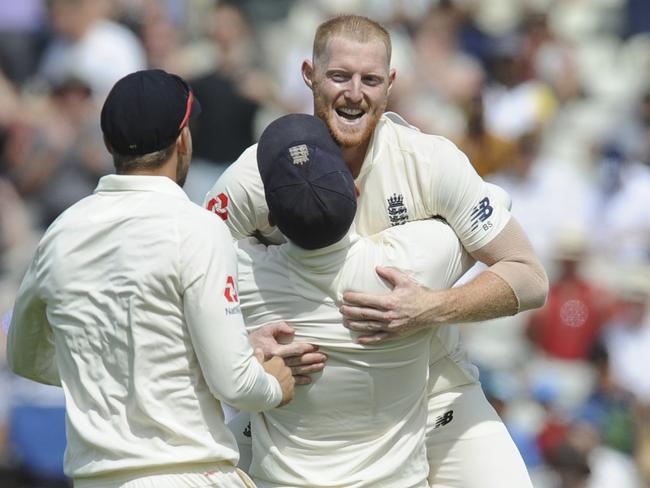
[207,193,229,221]
[289,144,309,165]
[224,275,238,303]
[470,196,493,231]
[387,193,409,226]
[224,275,241,315]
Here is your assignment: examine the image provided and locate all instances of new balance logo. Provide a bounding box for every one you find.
[289,144,309,165]
[387,193,409,226]
[433,410,454,429]
[470,197,493,231]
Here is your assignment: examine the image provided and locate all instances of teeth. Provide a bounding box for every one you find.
[339,108,363,116]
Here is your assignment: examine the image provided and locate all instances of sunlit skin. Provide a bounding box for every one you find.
[302,36,396,177]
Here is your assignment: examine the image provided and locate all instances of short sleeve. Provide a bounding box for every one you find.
[429,137,511,252]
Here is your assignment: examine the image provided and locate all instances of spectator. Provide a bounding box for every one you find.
[37,0,146,102]
[527,231,613,361]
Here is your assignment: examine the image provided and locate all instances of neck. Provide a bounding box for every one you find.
[342,140,369,178]
[120,156,178,183]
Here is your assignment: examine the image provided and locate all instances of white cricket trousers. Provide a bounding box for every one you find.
[74,462,256,488]
[426,383,533,488]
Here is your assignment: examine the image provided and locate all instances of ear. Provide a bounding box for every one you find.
[301,59,315,90]
[387,68,396,97]
[177,126,191,155]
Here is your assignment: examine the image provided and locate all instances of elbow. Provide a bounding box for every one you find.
[519,260,549,312]
[212,365,278,412]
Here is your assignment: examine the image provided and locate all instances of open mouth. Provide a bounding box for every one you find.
[335,107,365,121]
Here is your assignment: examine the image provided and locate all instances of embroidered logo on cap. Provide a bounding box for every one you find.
[288,144,309,165]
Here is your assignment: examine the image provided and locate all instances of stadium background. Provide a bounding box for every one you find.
[0,0,649,486]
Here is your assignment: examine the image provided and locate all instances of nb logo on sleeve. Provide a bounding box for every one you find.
[470,197,493,231]
[433,410,454,429]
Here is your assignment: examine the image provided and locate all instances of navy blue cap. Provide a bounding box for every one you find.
[101,69,201,156]
[257,114,357,250]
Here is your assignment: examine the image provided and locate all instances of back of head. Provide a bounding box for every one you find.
[100,69,201,172]
[257,114,356,250]
[313,14,392,66]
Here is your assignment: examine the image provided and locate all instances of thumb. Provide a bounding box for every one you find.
[375,266,409,287]
[273,320,295,337]
[254,348,265,364]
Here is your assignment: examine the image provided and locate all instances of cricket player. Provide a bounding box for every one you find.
[7,69,294,488]
[205,15,547,487]
[235,113,477,487]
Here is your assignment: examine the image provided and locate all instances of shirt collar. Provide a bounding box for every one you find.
[94,174,189,200]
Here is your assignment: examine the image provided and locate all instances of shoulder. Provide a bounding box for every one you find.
[178,201,234,242]
[379,114,467,163]
[204,144,260,202]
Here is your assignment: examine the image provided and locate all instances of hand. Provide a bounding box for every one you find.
[255,349,294,407]
[340,266,438,344]
[249,321,327,385]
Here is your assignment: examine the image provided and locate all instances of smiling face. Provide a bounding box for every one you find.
[303,36,395,158]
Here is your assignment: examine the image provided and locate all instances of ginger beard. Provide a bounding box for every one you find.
[312,78,387,149]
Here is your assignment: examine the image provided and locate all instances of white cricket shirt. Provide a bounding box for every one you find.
[7,175,282,481]
[236,219,474,487]
[204,112,511,395]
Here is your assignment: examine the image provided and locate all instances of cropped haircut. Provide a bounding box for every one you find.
[313,15,392,67]
[111,143,176,173]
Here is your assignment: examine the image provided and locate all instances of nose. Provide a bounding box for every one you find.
[344,76,363,104]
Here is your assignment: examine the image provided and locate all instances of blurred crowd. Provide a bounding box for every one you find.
[0,0,649,487]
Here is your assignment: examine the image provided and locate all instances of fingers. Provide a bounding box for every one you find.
[273,341,319,359]
[283,352,328,368]
[266,320,295,337]
[375,266,408,285]
[293,375,313,386]
[254,348,265,364]
[342,318,387,332]
[356,332,391,345]
[291,362,326,376]
[339,304,388,322]
[342,291,387,309]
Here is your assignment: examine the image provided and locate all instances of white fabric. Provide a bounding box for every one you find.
[236,219,473,487]
[425,383,533,488]
[7,174,282,481]
[75,462,255,488]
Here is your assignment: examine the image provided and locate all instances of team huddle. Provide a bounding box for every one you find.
[7,14,548,488]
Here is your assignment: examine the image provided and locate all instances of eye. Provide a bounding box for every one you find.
[362,75,382,86]
[329,72,349,82]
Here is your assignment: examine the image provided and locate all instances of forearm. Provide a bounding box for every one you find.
[423,270,518,325]
[471,217,549,313]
